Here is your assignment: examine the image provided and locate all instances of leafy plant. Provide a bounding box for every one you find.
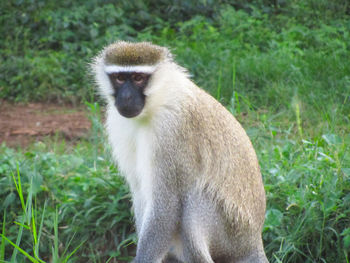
[1,168,84,263]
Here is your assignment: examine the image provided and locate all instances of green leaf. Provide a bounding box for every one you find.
[322,134,342,146]
[341,168,350,176]
[341,228,350,249]
[3,192,16,209]
[265,208,283,229]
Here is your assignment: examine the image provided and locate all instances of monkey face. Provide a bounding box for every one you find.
[108,72,150,118]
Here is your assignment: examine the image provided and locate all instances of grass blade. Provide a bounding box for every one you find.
[62,240,85,263]
[34,201,46,261]
[216,68,222,100]
[10,168,28,262]
[53,207,59,262]
[234,91,241,114]
[13,221,30,230]
[1,235,39,263]
[0,211,6,261]
[11,166,25,212]
[32,207,37,246]
[61,232,76,258]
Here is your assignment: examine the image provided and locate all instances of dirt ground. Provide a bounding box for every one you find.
[0,101,91,147]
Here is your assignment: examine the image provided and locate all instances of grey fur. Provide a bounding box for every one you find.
[94,41,268,263]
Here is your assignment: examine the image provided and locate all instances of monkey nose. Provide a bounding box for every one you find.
[119,86,134,103]
[121,93,132,103]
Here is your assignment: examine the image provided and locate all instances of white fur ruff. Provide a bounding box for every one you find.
[93,53,195,238]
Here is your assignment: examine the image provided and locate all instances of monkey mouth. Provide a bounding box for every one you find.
[116,104,144,118]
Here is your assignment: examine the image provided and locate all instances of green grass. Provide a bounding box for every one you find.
[1,98,349,262]
[0,100,349,262]
[1,168,84,263]
[1,1,350,262]
[256,127,350,262]
[0,105,135,262]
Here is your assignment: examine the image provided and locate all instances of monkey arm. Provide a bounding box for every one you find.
[133,178,181,263]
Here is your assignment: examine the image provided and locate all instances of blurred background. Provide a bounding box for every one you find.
[0,0,349,262]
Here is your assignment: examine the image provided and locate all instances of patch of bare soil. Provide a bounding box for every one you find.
[0,101,91,147]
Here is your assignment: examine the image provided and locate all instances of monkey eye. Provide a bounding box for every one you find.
[132,73,147,85]
[111,73,126,84]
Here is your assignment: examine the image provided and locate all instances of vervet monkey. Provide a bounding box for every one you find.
[92,41,268,263]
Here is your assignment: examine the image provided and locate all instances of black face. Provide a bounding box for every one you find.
[108,72,150,118]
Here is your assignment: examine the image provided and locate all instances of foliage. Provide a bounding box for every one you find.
[0,105,134,262]
[1,0,350,262]
[1,0,349,103]
[1,107,349,262]
[258,131,350,262]
[1,169,84,263]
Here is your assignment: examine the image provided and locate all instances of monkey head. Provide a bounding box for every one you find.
[92,41,172,118]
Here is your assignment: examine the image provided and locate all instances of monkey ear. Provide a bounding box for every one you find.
[91,55,115,99]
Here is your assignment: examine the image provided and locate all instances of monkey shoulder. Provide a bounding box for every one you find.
[174,87,266,225]
[183,87,252,149]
